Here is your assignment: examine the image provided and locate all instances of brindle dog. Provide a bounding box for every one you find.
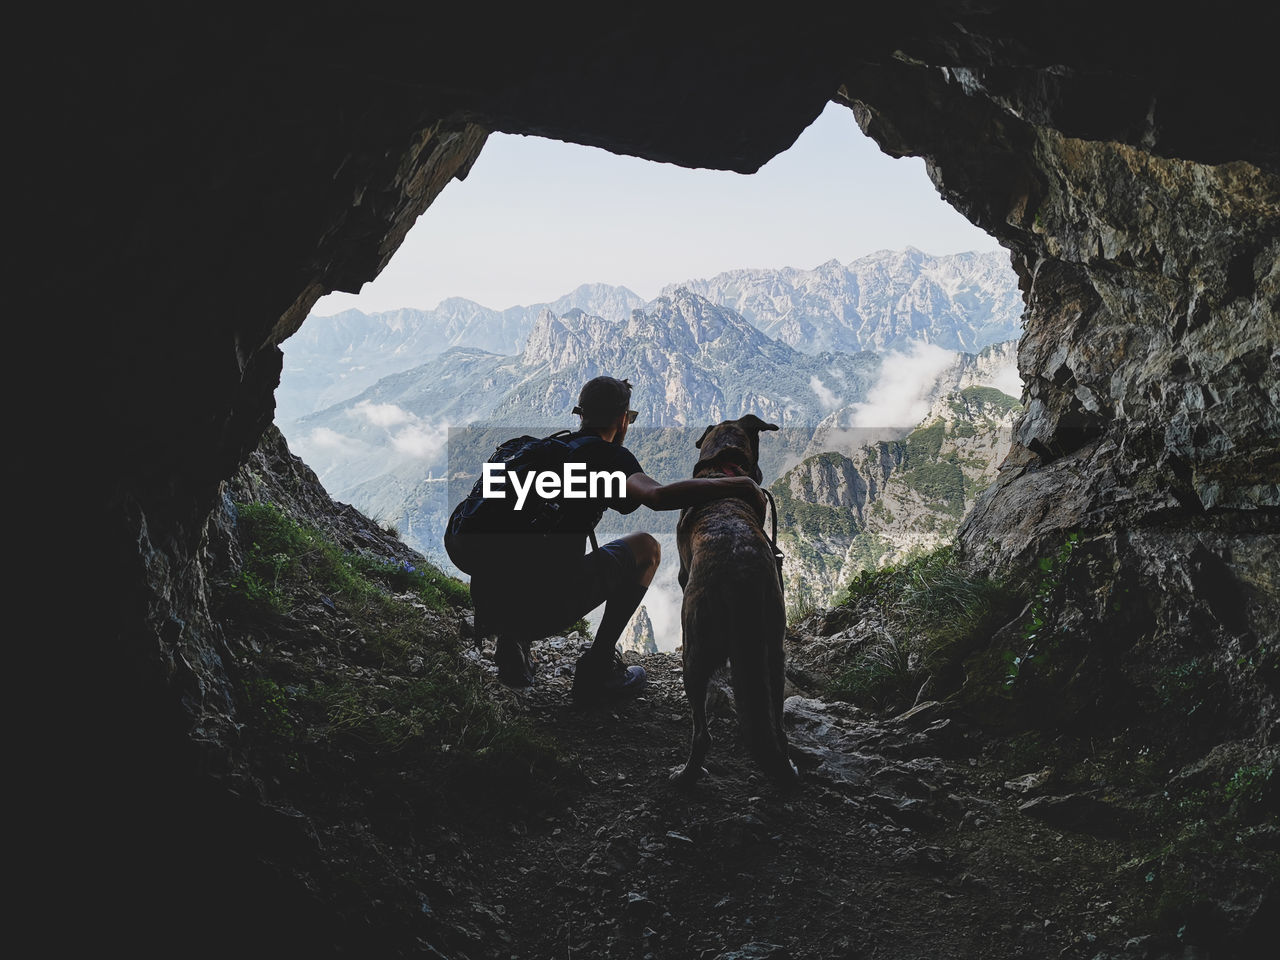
[670,415,799,788]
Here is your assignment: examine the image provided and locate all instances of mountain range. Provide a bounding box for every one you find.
[662,247,1021,355]
[276,284,647,422]
[279,249,1019,422]
[283,292,885,500]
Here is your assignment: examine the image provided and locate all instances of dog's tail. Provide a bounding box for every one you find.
[728,632,798,787]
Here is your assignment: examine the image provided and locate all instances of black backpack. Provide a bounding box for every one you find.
[444,430,608,574]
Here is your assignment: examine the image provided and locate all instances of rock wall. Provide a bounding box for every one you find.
[840,44,1277,741]
[950,134,1278,566]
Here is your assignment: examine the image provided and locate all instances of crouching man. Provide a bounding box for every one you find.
[466,376,765,705]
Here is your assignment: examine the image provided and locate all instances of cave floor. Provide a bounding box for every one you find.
[450,641,1159,960]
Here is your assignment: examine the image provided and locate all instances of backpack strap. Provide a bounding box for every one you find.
[548,430,611,554]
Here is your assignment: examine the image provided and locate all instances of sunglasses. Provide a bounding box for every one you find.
[625,410,638,424]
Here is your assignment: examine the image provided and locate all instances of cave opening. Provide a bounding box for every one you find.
[274,100,1019,649]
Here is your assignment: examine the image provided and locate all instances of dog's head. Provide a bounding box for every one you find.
[693,414,779,483]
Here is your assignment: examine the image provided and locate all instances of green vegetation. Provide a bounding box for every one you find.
[1223,760,1274,806]
[838,532,896,583]
[961,472,991,501]
[904,420,945,466]
[1004,532,1079,688]
[825,546,1020,712]
[899,461,965,515]
[241,676,301,743]
[830,634,915,709]
[958,384,1021,415]
[769,480,863,540]
[869,500,894,523]
[223,501,469,621]
[350,551,471,609]
[1141,751,1279,937]
[303,663,559,766]
[786,589,820,626]
[219,500,563,802]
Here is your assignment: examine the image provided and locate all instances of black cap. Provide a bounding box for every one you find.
[573,376,633,419]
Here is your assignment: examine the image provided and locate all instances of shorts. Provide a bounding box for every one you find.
[470,536,639,638]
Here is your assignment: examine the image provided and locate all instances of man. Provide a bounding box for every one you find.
[468,375,766,704]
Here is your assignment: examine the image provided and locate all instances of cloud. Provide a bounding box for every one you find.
[809,375,840,412]
[303,426,363,453]
[391,421,449,460]
[851,342,957,429]
[352,400,413,427]
[986,360,1024,400]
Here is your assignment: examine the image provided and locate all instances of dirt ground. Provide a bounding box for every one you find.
[441,636,1172,960]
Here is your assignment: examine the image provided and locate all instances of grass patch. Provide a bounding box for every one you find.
[828,634,918,710]
[786,590,821,627]
[223,502,469,620]
[349,552,471,610]
[304,656,559,768]
[824,545,1021,712]
[217,499,565,805]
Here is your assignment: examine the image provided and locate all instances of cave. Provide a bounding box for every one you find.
[33,5,1276,953]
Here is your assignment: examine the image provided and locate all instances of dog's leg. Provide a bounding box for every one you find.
[769,635,801,783]
[671,633,713,789]
[730,631,799,789]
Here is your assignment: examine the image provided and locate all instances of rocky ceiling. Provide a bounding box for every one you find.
[30,2,1276,935]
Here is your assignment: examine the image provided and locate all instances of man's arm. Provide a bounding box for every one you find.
[626,472,766,515]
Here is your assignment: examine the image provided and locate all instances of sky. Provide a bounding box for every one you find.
[312,101,1001,316]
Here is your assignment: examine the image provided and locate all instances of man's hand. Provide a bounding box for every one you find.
[725,475,767,518]
[627,471,770,514]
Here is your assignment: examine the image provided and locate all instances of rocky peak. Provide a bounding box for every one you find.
[645,289,774,352]
[520,308,621,370]
[618,605,658,657]
[782,453,870,516]
[772,385,1020,605]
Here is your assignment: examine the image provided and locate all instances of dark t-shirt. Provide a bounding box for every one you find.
[554,431,644,525]
[468,430,647,623]
[535,431,644,563]
[467,431,646,570]
[488,435,640,576]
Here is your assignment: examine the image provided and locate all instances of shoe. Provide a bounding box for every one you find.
[495,636,535,687]
[572,647,646,705]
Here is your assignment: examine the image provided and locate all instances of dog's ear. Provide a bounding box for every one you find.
[694,424,715,449]
[736,414,780,436]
